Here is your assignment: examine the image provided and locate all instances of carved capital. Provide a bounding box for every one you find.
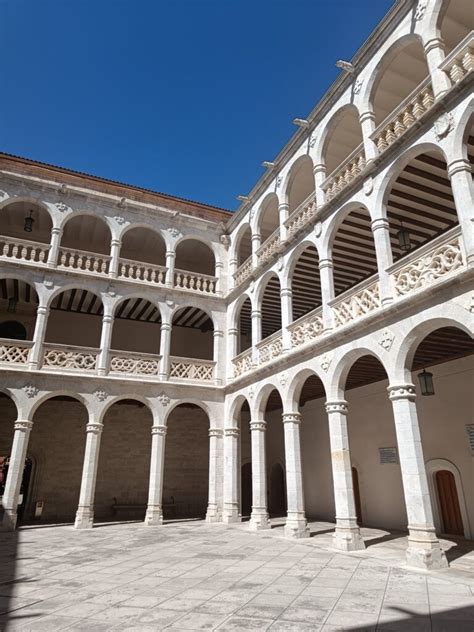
[319,258,333,270]
[209,428,223,438]
[250,420,267,431]
[86,423,103,434]
[151,425,167,436]
[14,420,34,432]
[224,427,240,437]
[371,218,390,232]
[325,400,348,415]
[282,412,301,425]
[388,384,416,402]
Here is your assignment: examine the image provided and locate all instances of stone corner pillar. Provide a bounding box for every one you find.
[144,424,167,526]
[249,419,270,530]
[222,426,241,523]
[74,422,103,530]
[325,400,365,551]
[206,427,223,523]
[387,383,448,569]
[282,412,309,539]
[0,420,34,532]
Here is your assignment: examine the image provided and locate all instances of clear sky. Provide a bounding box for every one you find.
[3,0,394,211]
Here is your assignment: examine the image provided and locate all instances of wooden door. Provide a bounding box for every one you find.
[352,466,362,525]
[436,470,464,536]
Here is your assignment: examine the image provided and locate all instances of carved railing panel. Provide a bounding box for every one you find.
[257,331,283,365]
[0,235,49,264]
[174,269,217,294]
[288,307,323,348]
[285,194,317,238]
[234,256,253,287]
[323,145,366,202]
[0,339,32,365]
[390,228,464,297]
[372,77,434,154]
[58,247,110,275]
[42,344,99,372]
[109,350,161,376]
[232,347,253,377]
[169,356,215,381]
[331,278,381,328]
[256,228,280,267]
[441,31,473,86]
[118,258,167,285]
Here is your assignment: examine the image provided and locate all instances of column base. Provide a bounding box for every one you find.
[249,508,270,530]
[0,509,17,531]
[333,524,365,551]
[284,513,310,539]
[144,506,163,526]
[222,504,240,523]
[406,526,448,570]
[205,504,221,523]
[74,507,94,529]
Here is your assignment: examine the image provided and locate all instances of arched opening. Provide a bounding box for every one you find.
[371,38,429,127]
[119,226,166,268]
[331,207,377,297]
[234,398,251,519]
[175,239,215,276]
[0,279,38,350]
[438,0,474,54]
[163,403,209,519]
[385,149,458,263]
[290,244,321,322]
[323,105,364,180]
[237,296,252,354]
[260,274,281,340]
[95,399,153,522]
[0,200,52,246]
[59,215,112,274]
[262,388,287,519]
[257,194,280,244]
[435,470,464,536]
[286,156,315,215]
[45,289,103,348]
[235,224,252,267]
[171,307,213,361]
[0,321,27,340]
[410,325,474,539]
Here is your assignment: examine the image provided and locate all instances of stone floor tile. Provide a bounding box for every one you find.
[16,614,81,631]
[167,611,229,630]
[279,606,329,624]
[236,604,285,619]
[216,615,274,631]
[325,609,377,628]
[89,604,148,622]
[156,596,206,611]
[269,621,322,631]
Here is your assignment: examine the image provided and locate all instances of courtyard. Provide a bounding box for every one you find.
[0,520,473,631]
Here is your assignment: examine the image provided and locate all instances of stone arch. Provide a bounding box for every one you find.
[232,222,253,267]
[283,155,315,214]
[29,391,90,419]
[426,458,471,539]
[286,367,328,413]
[119,224,167,267]
[228,393,251,425]
[254,193,280,243]
[164,399,211,424]
[232,293,252,355]
[435,0,474,54]
[286,240,321,322]
[0,198,54,245]
[60,212,112,255]
[174,236,216,276]
[98,394,155,423]
[253,381,283,419]
[171,304,215,360]
[329,346,389,400]
[452,100,474,163]
[318,104,364,177]
[0,276,39,341]
[255,271,282,340]
[110,295,162,355]
[44,287,104,347]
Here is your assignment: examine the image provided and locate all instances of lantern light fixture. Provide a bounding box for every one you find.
[24,210,34,233]
[7,297,17,313]
[397,219,411,251]
[418,369,435,396]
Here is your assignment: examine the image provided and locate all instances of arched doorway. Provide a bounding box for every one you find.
[435,470,464,536]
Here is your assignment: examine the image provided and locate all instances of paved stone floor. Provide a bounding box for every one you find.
[1,519,474,631]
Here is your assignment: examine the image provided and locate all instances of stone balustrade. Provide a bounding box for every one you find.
[109,350,161,377]
[257,330,283,365]
[234,256,253,286]
[0,235,49,265]
[288,306,324,348]
[42,343,99,372]
[372,77,434,154]
[174,269,217,294]
[390,226,465,298]
[232,347,253,377]
[331,276,381,328]
[285,194,318,239]
[169,356,216,381]
[256,228,281,267]
[323,145,366,202]
[118,258,167,285]
[0,339,33,365]
[441,31,473,86]
[58,247,111,275]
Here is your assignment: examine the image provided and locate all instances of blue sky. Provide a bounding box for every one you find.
[2,0,394,211]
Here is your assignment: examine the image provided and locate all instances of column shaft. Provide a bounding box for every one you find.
[280,287,292,352]
[448,159,474,267]
[279,203,289,241]
[251,233,261,269]
[108,239,121,278]
[206,428,223,522]
[249,420,269,530]
[371,217,394,305]
[145,424,167,525]
[313,163,326,207]
[424,38,451,98]
[159,322,172,380]
[222,427,240,523]
[282,413,309,538]
[0,420,33,531]
[251,309,261,366]
[28,305,49,369]
[74,422,103,529]
[359,111,378,162]
[165,250,176,287]
[47,226,62,267]
[319,258,335,332]
[97,313,114,375]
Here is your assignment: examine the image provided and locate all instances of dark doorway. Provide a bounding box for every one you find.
[0,321,27,340]
[269,463,286,517]
[352,466,362,525]
[241,462,252,517]
[436,470,464,536]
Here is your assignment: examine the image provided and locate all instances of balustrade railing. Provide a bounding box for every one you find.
[440,31,473,86]
[257,330,283,365]
[234,256,253,286]
[58,247,111,275]
[0,235,49,264]
[285,193,318,238]
[288,306,323,348]
[256,228,281,267]
[232,347,253,377]
[174,269,217,294]
[109,350,161,376]
[169,356,215,381]
[389,227,465,297]
[0,339,32,365]
[42,343,99,372]
[372,77,434,154]
[331,276,381,328]
[118,258,167,285]
[323,144,366,202]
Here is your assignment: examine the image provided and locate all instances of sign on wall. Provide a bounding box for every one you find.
[379,447,398,464]
[466,425,474,456]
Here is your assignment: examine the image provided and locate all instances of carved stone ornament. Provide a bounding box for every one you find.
[152,425,167,435]
[118,197,127,209]
[220,234,230,248]
[276,176,282,188]
[250,421,266,431]
[43,277,54,289]
[114,215,126,225]
[165,296,175,308]
[434,113,454,141]
[209,427,223,438]
[470,294,474,314]
[353,78,363,95]
[414,0,427,20]
[57,183,68,195]
[249,206,256,222]
[94,389,108,402]
[314,222,322,238]
[325,400,348,415]
[277,255,284,271]
[387,384,416,401]
[0,190,8,199]
[167,227,182,239]
[224,427,240,437]
[379,329,395,351]
[279,372,288,387]
[320,353,332,372]
[309,135,317,148]
[55,201,69,213]
[282,412,301,424]
[248,387,255,400]
[249,280,255,294]
[363,177,374,196]
[157,392,170,407]
[23,384,39,398]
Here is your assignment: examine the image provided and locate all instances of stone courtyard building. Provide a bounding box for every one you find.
[0,0,473,574]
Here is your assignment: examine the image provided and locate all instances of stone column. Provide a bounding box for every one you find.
[280,286,293,352]
[424,38,451,98]
[388,384,447,569]
[206,428,223,523]
[213,329,224,384]
[97,311,114,376]
[108,239,122,278]
[448,159,474,268]
[313,163,326,207]
[28,304,50,370]
[165,250,176,287]
[159,322,172,380]
[222,426,240,523]
[319,258,335,332]
[74,421,103,529]
[371,217,394,305]
[279,202,289,241]
[47,226,63,267]
[325,401,365,551]
[251,309,262,366]
[144,424,167,526]
[0,420,33,531]
[282,413,309,538]
[359,111,378,162]
[249,419,270,530]
[251,232,261,269]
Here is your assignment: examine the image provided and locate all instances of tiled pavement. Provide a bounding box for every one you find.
[0,519,473,631]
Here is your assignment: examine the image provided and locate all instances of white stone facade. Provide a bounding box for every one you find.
[0,0,473,572]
